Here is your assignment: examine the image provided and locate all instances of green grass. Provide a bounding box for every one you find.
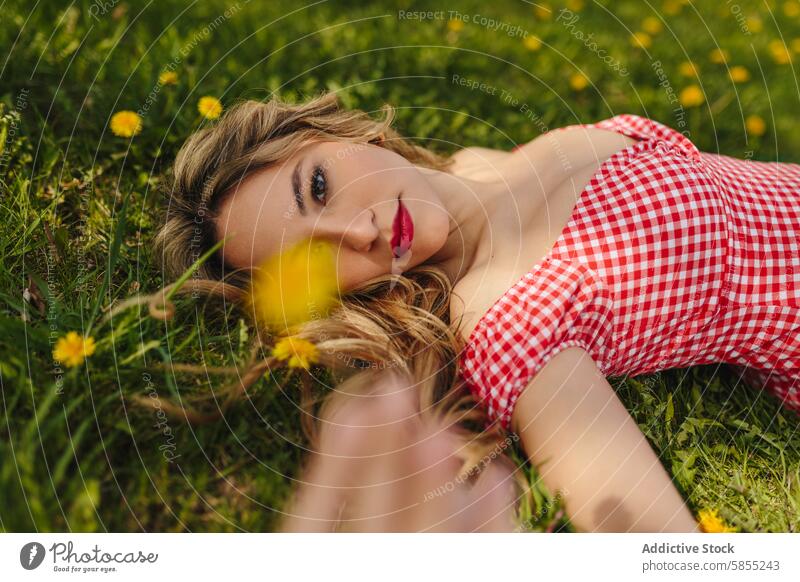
[2,0,800,532]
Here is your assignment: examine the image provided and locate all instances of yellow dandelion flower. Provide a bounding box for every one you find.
[709,48,729,64]
[679,61,698,77]
[729,65,750,82]
[271,336,319,370]
[523,35,542,51]
[110,110,142,138]
[570,73,589,91]
[197,96,223,120]
[566,0,584,11]
[630,32,652,49]
[158,70,178,85]
[784,1,800,17]
[247,237,340,331]
[769,39,791,64]
[534,3,552,20]
[679,85,705,108]
[697,508,736,533]
[642,17,663,35]
[746,114,766,136]
[447,18,464,32]
[791,38,800,53]
[746,17,763,33]
[53,332,96,368]
[663,0,683,16]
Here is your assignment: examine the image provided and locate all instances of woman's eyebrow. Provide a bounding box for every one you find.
[291,158,307,216]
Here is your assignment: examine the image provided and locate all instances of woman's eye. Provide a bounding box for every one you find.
[310,166,327,205]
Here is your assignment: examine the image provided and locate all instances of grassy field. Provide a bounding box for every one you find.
[2,0,800,532]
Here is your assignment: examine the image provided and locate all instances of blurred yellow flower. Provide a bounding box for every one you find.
[663,0,682,15]
[197,96,223,119]
[447,18,464,32]
[570,73,589,91]
[630,32,652,49]
[709,48,729,64]
[746,114,766,136]
[697,508,736,533]
[746,17,763,33]
[784,1,800,17]
[729,66,750,82]
[679,61,698,77]
[158,70,178,85]
[566,0,584,10]
[769,39,792,64]
[110,110,142,138]
[642,17,663,35]
[524,35,542,51]
[534,3,552,20]
[53,332,96,368]
[792,38,800,53]
[679,85,705,107]
[247,237,340,331]
[272,336,319,370]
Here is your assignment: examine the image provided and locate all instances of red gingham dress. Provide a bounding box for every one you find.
[459,114,800,429]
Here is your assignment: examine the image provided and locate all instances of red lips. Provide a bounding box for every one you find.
[391,198,414,259]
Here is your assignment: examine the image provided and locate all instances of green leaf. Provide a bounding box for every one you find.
[665,391,674,424]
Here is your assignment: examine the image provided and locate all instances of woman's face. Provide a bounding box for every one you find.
[214,140,451,291]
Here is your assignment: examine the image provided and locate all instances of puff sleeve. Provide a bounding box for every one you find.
[459,258,615,429]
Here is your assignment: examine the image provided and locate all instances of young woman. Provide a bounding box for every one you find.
[154,91,800,532]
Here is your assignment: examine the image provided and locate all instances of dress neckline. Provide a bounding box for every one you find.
[460,128,651,353]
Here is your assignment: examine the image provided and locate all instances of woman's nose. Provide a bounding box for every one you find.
[318,209,378,253]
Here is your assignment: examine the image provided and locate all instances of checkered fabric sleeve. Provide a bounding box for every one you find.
[459,258,614,430]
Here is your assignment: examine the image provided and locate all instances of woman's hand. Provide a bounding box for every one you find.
[511,346,699,532]
[280,370,518,532]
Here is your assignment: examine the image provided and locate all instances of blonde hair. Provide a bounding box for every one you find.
[155,91,452,286]
[137,91,527,511]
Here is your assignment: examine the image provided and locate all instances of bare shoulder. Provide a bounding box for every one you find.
[449,146,513,181]
[450,145,512,164]
[449,126,635,182]
[515,125,637,172]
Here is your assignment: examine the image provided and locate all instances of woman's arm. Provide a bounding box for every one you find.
[511,346,700,532]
